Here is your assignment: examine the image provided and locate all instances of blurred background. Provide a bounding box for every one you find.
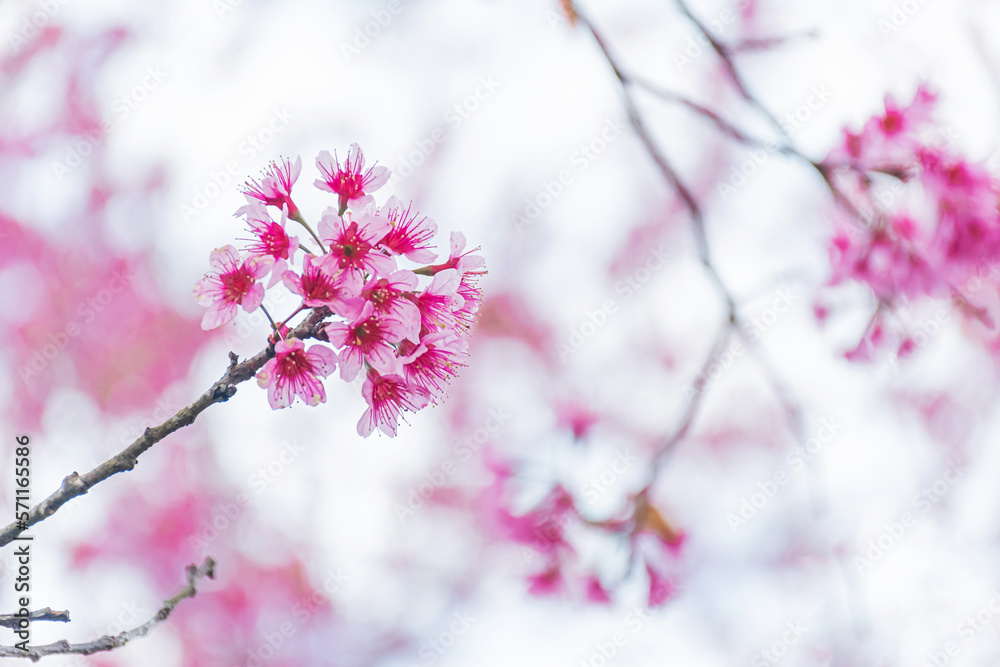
[4,0,1000,664]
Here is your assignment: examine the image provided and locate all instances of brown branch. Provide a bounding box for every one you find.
[671,0,787,137]
[0,558,215,661]
[731,31,819,53]
[0,308,332,549]
[574,6,737,320]
[647,327,731,478]
[630,76,774,149]
[0,609,70,630]
[573,3,809,473]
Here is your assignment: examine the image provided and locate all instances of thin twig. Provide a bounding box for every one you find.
[671,0,787,137]
[575,7,737,320]
[0,558,215,661]
[0,609,70,630]
[646,327,732,480]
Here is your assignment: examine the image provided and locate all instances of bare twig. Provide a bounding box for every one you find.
[671,0,786,136]
[731,31,819,53]
[0,308,332,549]
[575,7,737,320]
[573,3,810,468]
[0,558,215,661]
[0,609,70,630]
[646,327,732,479]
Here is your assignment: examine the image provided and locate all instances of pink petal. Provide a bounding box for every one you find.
[209,245,241,273]
[366,165,390,190]
[242,283,265,313]
[338,347,363,382]
[307,345,338,377]
[201,300,237,330]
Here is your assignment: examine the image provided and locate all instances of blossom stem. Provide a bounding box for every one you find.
[260,305,278,332]
[276,305,307,332]
[289,210,328,253]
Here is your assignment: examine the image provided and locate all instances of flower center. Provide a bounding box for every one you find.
[221,267,253,303]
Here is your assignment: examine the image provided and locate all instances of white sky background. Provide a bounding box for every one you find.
[7,0,1000,664]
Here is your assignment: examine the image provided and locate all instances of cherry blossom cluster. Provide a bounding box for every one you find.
[193,145,484,436]
[481,461,684,607]
[820,86,1000,359]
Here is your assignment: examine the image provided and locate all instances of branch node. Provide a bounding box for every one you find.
[212,384,238,402]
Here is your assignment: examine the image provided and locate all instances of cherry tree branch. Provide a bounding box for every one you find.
[670,0,786,136]
[576,7,736,319]
[0,307,332,549]
[0,558,215,661]
[0,609,70,630]
[573,4,808,470]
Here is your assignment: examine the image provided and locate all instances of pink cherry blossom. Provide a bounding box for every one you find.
[315,144,390,214]
[397,331,468,402]
[193,245,272,330]
[242,156,302,218]
[421,231,485,274]
[646,563,676,607]
[527,566,565,597]
[361,269,421,342]
[325,301,409,381]
[827,85,936,169]
[282,254,362,317]
[554,400,601,440]
[357,369,429,437]
[454,266,485,330]
[255,338,337,409]
[410,268,464,332]
[238,202,299,287]
[318,208,395,279]
[584,577,612,604]
[191,146,483,440]
[378,196,438,263]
